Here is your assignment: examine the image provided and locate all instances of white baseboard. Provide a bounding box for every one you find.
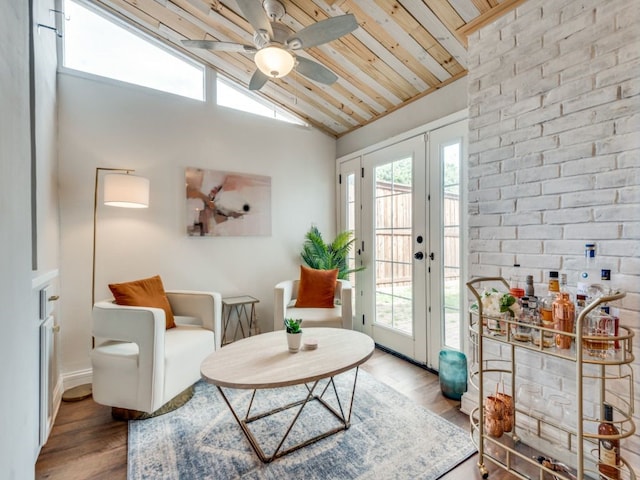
[62,368,93,392]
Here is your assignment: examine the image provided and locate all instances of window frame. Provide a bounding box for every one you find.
[58,0,310,128]
[59,0,206,102]
[215,74,308,127]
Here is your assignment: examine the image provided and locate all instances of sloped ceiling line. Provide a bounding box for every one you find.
[89,0,520,137]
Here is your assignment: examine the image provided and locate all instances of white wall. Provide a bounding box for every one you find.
[336,77,468,158]
[57,71,337,380]
[466,0,639,471]
[1,0,59,476]
[32,0,63,440]
[33,3,60,275]
[0,1,38,476]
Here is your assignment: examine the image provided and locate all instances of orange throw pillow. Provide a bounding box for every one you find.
[108,275,176,329]
[294,266,338,308]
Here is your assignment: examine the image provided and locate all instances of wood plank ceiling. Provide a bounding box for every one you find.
[91,0,526,137]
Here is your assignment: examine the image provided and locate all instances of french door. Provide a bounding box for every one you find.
[427,120,467,366]
[338,156,361,321]
[338,118,467,368]
[361,135,427,361]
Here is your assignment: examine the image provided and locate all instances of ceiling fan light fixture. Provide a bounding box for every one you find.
[254,46,294,78]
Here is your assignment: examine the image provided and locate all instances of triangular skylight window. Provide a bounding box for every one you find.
[62,0,204,101]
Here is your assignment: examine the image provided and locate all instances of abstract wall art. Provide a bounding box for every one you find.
[185,167,271,237]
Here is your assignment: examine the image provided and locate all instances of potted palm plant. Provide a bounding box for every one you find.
[284,318,303,353]
[300,226,364,279]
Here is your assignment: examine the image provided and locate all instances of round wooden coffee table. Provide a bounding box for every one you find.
[201,328,374,462]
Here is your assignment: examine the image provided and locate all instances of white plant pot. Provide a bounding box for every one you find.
[287,332,302,353]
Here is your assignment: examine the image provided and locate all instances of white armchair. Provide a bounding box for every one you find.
[274,279,353,331]
[91,290,222,419]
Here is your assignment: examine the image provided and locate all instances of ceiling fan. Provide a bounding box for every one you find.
[182,0,358,91]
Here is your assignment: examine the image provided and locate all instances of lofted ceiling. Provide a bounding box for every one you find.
[91,0,526,137]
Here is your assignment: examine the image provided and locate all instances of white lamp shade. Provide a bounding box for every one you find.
[254,46,295,78]
[103,174,149,208]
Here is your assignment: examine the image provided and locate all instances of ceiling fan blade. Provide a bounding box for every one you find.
[295,57,338,85]
[182,40,257,53]
[249,69,269,91]
[287,14,358,50]
[236,0,273,39]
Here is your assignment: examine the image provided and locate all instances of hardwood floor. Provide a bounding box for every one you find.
[36,348,515,479]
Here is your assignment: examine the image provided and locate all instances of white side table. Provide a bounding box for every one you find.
[221,295,259,344]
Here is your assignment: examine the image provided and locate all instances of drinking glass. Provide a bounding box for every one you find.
[512,312,532,343]
[548,394,570,422]
[583,311,615,358]
[547,394,573,445]
[517,384,543,433]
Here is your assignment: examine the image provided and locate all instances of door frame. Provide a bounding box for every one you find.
[336,110,469,367]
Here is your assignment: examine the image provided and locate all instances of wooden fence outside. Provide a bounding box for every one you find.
[375,181,459,287]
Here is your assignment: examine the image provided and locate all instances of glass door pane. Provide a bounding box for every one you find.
[374,158,413,334]
[442,143,461,350]
[338,157,361,329]
[346,172,357,316]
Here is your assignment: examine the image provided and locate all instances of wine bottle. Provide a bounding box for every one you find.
[538,271,559,347]
[598,403,620,480]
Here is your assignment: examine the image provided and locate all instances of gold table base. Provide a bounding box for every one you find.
[218,367,361,463]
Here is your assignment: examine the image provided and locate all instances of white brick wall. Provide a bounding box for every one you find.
[467,0,640,472]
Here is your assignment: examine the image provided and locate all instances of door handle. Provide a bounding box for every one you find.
[414,252,424,260]
[429,252,435,260]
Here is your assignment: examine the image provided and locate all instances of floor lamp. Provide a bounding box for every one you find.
[62,168,150,402]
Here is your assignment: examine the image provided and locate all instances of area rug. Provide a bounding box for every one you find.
[128,370,476,479]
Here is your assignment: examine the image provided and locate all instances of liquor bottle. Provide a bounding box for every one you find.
[525,275,535,297]
[577,243,599,302]
[538,271,559,347]
[514,296,535,343]
[559,273,572,300]
[528,297,544,346]
[510,264,525,299]
[599,270,620,349]
[598,404,620,479]
[540,271,559,320]
[610,306,621,350]
[600,269,613,295]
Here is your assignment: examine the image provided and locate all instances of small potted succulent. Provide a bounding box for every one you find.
[284,318,303,353]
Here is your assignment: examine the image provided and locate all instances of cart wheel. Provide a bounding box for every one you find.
[477,462,489,479]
